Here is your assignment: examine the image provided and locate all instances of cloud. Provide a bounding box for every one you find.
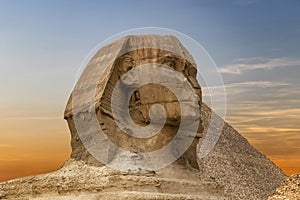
[225,81,291,88]
[238,126,300,134]
[224,100,300,158]
[226,120,300,159]
[226,102,300,126]
[202,81,290,96]
[220,57,300,74]
[228,105,300,117]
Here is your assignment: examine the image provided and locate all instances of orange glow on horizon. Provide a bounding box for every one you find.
[0,116,299,182]
[0,117,71,182]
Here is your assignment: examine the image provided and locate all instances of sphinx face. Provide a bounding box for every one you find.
[108,51,202,127]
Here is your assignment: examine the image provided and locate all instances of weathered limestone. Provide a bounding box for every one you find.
[198,103,286,199]
[0,35,287,200]
[64,35,204,171]
[0,159,225,200]
[267,174,300,200]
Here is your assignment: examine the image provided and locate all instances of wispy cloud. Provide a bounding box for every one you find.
[202,81,290,96]
[230,108,300,117]
[235,125,300,134]
[226,101,300,125]
[220,57,300,74]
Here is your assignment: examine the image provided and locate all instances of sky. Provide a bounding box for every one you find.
[0,0,300,182]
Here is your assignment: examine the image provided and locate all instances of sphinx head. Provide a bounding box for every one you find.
[64,35,203,171]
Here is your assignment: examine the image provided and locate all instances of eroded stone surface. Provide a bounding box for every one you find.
[0,35,287,200]
[198,103,286,199]
[267,174,300,200]
[64,35,203,171]
[0,159,226,200]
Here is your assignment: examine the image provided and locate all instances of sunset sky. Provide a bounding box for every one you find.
[1,0,300,182]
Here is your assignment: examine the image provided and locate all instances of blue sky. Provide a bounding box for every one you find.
[0,0,300,181]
